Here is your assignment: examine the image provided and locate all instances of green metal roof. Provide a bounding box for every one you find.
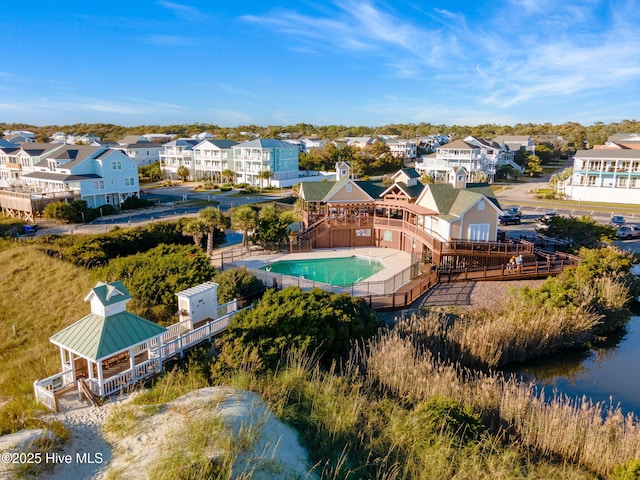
[87,281,131,306]
[50,311,167,361]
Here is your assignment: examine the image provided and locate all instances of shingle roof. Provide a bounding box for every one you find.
[448,189,484,216]
[356,180,386,198]
[425,184,459,213]
[574,149,640,159]
[21,172,101,181]
[50,311,166,361]
[299,181,335,202]
[465,183,501,209]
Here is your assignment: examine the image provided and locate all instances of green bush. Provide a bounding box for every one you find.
[217,287,381,371]
[611,459,640,480]
[121,196,154,210]
[99,243,216,322]
[214,267,264,304]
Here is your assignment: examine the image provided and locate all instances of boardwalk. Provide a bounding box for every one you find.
[366,255,577,311]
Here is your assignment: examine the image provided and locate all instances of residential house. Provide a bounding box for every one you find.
[342,136,376,149]
[232,138,299,187]
[159,138,199,179]
[558,148,640,204]
[284,137,326,154]
[415,136,522,182]
[16,145,140,208]
[116,136,164,167]
[384,139,418,160]
[3,130,35,143]
[494,135,535,153]
[192,139,238,182]
[0,142,66,183]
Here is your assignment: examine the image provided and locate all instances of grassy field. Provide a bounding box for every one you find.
[0,234,96,434]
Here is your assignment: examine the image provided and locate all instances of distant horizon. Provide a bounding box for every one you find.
[3,1,640,127]
[4,118,640,131]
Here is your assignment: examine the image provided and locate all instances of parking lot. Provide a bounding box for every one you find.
[498,206,640,254]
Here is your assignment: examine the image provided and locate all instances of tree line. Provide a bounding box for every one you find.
[4,119,640,151]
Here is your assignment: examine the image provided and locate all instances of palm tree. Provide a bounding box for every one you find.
[221,169,235,185]
[181,218,208,249]
[257,169,273,192]
[199,206,229,256]
[231,205,258,249]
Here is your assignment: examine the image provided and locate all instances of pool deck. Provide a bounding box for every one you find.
[229,247,413,284]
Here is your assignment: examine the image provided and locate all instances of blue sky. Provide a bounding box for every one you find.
[2,0,640,127]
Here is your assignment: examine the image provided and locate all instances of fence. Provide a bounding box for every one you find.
[240,261,420,297]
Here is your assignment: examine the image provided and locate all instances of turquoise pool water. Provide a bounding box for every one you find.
[262,256,385,286]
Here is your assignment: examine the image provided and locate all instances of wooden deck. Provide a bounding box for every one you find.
[367,255,579,311]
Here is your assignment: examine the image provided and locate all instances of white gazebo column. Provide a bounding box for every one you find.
[97,361,105,396]
[59,347,67,371]
[129,347,136,380]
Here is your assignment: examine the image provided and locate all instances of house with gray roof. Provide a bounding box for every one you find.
[558,148,640,204]
[232,138,299,187]
[2,144,140,209]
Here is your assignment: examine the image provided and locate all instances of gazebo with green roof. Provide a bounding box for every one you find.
[49,281,167,397]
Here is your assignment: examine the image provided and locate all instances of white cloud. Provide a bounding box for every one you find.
[157,1,206,21]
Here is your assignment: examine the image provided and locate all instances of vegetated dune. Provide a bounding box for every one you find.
[1,387,317,480]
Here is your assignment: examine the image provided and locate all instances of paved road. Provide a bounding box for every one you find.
[36,184,293,237]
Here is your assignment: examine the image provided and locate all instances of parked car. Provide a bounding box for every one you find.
[22,224,38,235]
[505,206,522,217]
[542,211,557,221]
[499,214,521,226]
[616,225,640,239]
[610,215,626,227]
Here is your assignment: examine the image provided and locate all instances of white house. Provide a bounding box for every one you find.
[0,142,66,183]
[116,136,164,167]
[232,138,299,187]
[159,138,199,179]
[558,149,640,204]
[18,145,140,208]
[415,136,522,182]
[385,139,418,160]
[193,139,238,182]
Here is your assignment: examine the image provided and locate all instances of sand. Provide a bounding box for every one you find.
[0,387,317,480]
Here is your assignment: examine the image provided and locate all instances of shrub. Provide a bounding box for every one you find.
[217,287,381,371]
[98,243,216,322]
[120,196,154,210]
[214,267,264,304]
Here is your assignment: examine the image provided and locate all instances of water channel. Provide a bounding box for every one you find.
[505,315,640,416]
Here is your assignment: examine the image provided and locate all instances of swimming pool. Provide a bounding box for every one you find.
[262,256,385,286]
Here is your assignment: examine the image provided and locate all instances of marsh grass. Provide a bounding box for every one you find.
[365,327,640,478]
[400,299,601,369]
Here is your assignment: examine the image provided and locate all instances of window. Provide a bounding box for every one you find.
[112,160,122,171]
[346,184,352,192]
[477,200,485,210]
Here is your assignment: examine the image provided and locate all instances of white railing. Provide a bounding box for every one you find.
[33,370,73,412]
[34,306,251,409]
[101,357,161,396]
[160,308,247,360]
